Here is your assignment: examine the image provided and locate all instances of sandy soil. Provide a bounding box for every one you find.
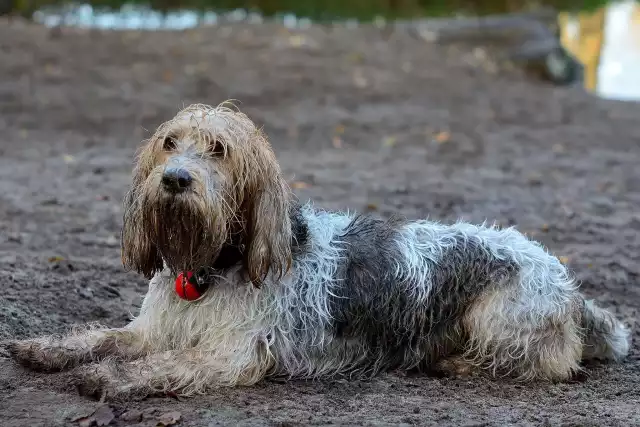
[0,18,638,427]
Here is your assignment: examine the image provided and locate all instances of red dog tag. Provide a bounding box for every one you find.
[175,271,205,301]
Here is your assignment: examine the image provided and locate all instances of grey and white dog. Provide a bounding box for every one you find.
[9,103,630,400]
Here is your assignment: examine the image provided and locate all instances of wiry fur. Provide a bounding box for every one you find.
[8,103,630,401]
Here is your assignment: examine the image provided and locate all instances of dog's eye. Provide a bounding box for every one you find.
[163,136,177,151]
[208,139,225,156]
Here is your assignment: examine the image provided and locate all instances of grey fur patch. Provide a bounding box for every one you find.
[328,215,520,375]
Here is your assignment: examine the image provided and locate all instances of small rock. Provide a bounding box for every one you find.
[156,411,181,426]
[7,233,22,243]
[527,173,543,186]
[73,405,115,427]
[51,262,74,275]
[41,198,60,206]
[120,410,143,422]
[92,405,115,426]
[78,288,94,299]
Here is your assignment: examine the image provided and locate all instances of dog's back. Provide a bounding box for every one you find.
[278,206,630,380]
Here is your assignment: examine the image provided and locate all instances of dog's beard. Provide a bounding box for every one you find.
[139,187,232,274]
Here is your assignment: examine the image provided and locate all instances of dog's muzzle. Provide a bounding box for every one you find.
[162,167,193,193]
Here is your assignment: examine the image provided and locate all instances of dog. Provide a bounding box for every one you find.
[8,103,630,400]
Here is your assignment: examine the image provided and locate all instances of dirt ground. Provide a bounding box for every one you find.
[0,17,638,427]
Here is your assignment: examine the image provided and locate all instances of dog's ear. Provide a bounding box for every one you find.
[241,149,293,287]
[121,164,163,279]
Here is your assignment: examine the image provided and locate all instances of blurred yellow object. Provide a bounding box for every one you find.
[558,8,606,92]
[633,3,640,24]
[632,4,640,49]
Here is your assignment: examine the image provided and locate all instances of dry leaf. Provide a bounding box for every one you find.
[121,32,141,43]
[558,256,570,265]
[71,409,95,425]
[63,154,76,164]
[44,63,58,75]
[527,174,543,186]
[382,136,397,147]
[93,406,115,427]
[332,136,343,148]
[334,124,345,135]
[75,405,115,427]
[102,235,119,247]
[434,131,451,144]
[120,410,143,422]
[473,47,487,61]
[346,52,364,63]
[288,35,304,47]
[353,69,368,88]
[541,224,550,232]
[291,181,309,189]
[365,203,378,211]
[48,256,66,263]
[157,411,182,426]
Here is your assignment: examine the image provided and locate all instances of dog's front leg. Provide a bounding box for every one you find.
[8,325,147,373]
[74,348,270,401]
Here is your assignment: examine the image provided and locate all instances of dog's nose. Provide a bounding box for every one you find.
[161,167,193,192]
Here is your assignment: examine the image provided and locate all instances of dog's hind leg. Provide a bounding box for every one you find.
[462,284,584,382]
[8,325,147,372]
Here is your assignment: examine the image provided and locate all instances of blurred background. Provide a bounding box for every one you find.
[2,1,640,425]
[2,0,640,100]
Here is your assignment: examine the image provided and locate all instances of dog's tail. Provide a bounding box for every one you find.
[580,298,630,362]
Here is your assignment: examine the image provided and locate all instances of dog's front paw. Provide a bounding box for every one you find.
[8,338,83,373]
[73,363,151,402]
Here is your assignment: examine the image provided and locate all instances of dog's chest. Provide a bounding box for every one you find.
[138,271,267,350]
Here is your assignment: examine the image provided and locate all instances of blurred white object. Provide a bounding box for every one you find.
[598,0,640,101]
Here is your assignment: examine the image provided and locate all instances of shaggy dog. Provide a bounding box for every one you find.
[8,103,630,400]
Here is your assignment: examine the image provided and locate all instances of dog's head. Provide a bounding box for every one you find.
[121,103,292,286]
